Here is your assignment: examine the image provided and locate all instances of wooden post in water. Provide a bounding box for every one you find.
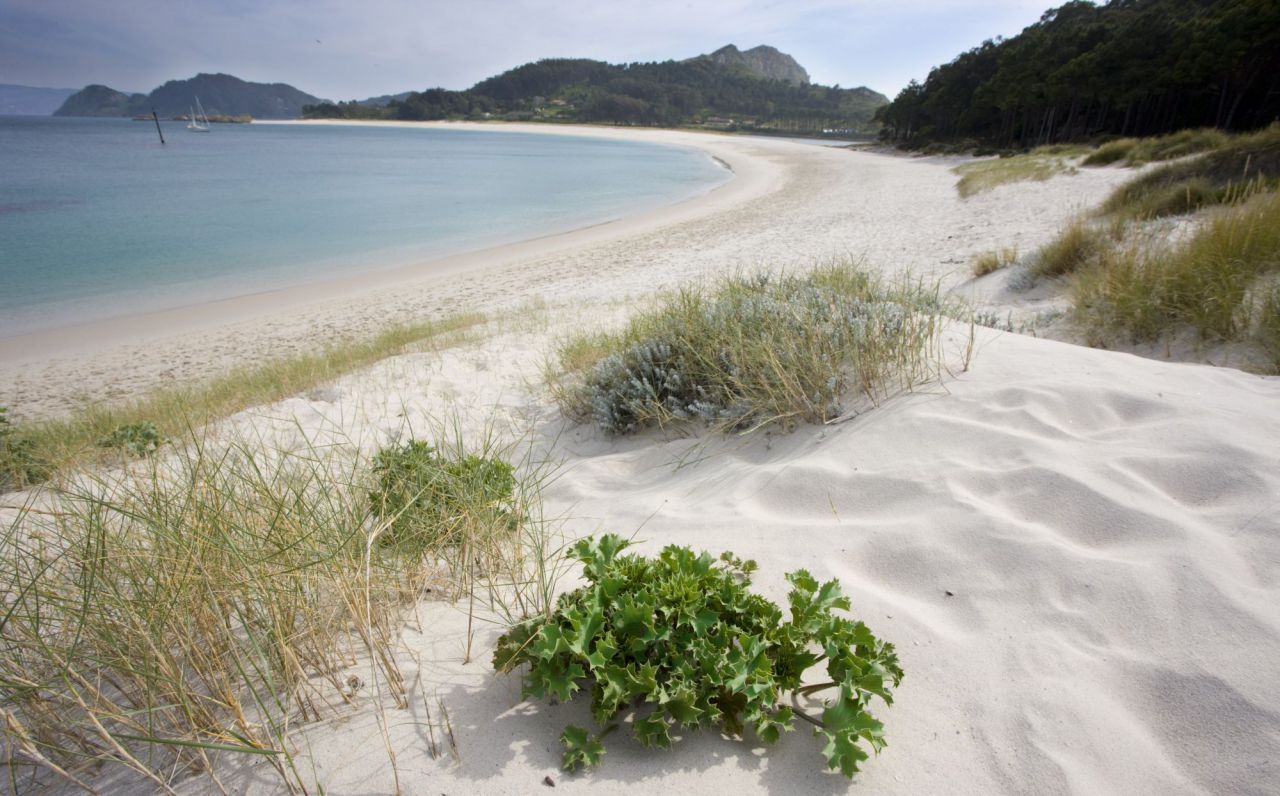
[151,110,165,145]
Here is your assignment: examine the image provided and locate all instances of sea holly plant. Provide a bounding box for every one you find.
[493,534,903,778]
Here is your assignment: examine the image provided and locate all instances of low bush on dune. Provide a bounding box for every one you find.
[1081,137,1138,166]
[0,425,554,792]
[95,420,164,457]
[549,265,954,434]
[369,438,519,557]
[971,245,1019,277]
[1072,190,1280,371]
[1100,125,1280,219]
[494,534,903,778]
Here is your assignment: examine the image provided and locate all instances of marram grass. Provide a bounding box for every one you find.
[1072,189,1280,372]
[0,311,486,492]
[548,264,960,434]
[0,420,560,792]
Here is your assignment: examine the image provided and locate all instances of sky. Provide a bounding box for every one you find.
[1,0,1049,100]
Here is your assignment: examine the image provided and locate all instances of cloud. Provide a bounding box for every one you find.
[1,0,1047,99]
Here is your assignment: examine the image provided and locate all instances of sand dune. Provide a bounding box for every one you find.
[185,317,1280,795]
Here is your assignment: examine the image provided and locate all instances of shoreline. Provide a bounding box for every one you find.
[1,121,1137,419]
[0,123,766,366]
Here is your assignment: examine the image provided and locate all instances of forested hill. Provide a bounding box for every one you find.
[306,45,887,135]
[875,0,1280,149]
[54,74,322,119]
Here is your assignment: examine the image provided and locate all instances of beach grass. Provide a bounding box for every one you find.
[548,263,958,434]
[953,152,1078,197]
[1082,128,1228,168]
[1072,190,1280,369]
[1099,125,1280,219]
[0,418,559,792]
[1027,218,1108,281]
[971,246,1019,277]
[0,312,487,492]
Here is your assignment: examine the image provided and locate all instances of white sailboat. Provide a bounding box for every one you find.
[187,96,210,132]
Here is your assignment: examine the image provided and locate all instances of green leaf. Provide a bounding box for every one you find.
[634,712,673,749]
[821,728,870,778]
[560,725,605,772]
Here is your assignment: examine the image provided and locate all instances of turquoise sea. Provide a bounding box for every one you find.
[0,117,730,337]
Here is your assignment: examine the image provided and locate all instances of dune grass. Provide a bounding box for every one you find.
[0,312,487,493]
[1082,128,1228,168]
[1072,190,1280,370]
[1027,218,1108,281]
[971,246,1019,277]
[548,264,958,434]
[0,420,558,792]
[953,152,1078,197]
[1100,125,1280,219]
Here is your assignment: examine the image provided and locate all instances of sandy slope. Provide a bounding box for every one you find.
[178,314,1280,795]
[6,123,1278,793]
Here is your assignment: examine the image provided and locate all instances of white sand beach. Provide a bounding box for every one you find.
[4,123,1278,793]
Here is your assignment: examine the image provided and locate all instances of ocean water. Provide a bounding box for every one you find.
[0,117,730,337]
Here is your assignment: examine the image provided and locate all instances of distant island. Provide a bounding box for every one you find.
[305,44,888,136]
[54,73,323,120]
[875,0,1280,149]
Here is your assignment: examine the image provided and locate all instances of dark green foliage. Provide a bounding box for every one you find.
[368,440,517,553]
[57,73,322,119]
[0,407,46,491]
[96,421,164,457]
[876,0,1280,149]
[306,52,886,134]
[493,535,903,778]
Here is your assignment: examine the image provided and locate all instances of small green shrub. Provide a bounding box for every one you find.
[554,266,949,434]
[95,421,164,457]
[368,440,517,554]
[494,535,903,778]
[0,408,46,491]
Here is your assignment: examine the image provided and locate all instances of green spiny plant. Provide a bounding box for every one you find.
[493,534,903,778]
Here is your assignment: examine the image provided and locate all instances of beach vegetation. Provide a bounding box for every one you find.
[1027,218,1107,281]
[0,407,46,491]
[953,152,1076,197]
[95,420,164,457]
[1100,125,1280,219]
[0,422,558,792]
[971,246,1019,277]
[494,534,903,778]
[1082,128,1228,168]
[1072,190,1280,372]
[550,265,952,434]
[0,311,485,493]
[368,439,518,558]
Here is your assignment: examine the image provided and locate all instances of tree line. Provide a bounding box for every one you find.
[305,56,887,133]
[875,0,1280,148]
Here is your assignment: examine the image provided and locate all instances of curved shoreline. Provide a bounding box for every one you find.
[0,122,1139,419]
[0,123,772,366]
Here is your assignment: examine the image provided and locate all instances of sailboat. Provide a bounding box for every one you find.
[187,96,210,132]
